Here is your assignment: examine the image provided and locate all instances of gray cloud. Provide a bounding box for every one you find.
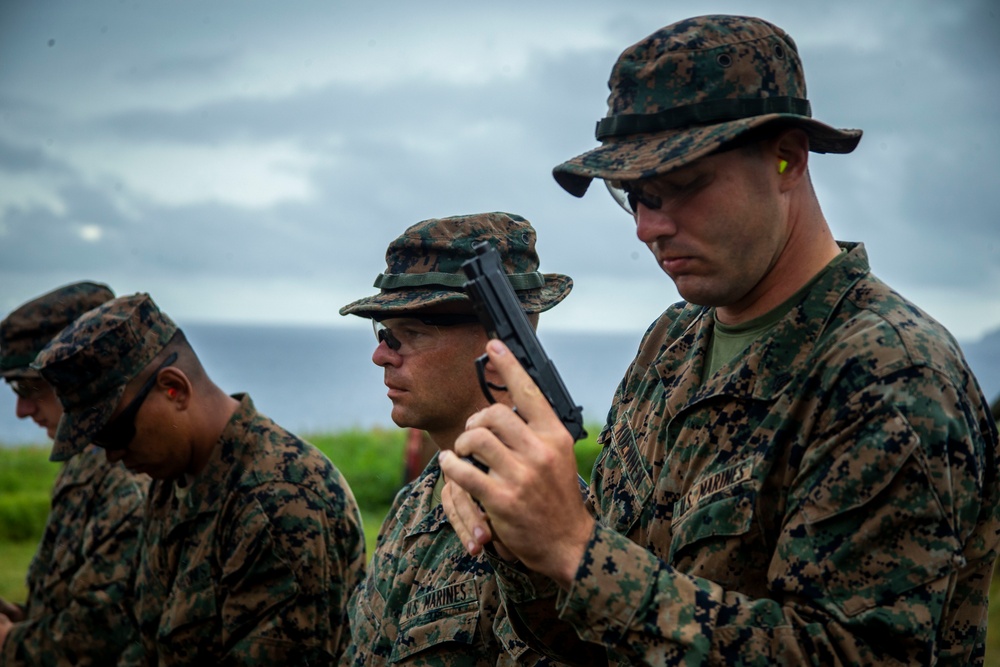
[1,0,998,341]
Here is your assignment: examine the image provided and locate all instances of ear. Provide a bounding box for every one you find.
[157,367,192,410]
[772,127,810,192]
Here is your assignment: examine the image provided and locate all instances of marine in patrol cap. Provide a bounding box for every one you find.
[33,293,178,462]
[553,14,863,196]
[0,281,115,379]
[339,211,572,318]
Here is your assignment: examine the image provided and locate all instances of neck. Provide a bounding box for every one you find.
[188,385,240,475]
[427,427,459,454]
[717,191,839,325]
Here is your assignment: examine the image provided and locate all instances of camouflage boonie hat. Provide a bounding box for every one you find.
[0,281,115,379]
[33,293,178,462]
[339,212,572,318]
[553,14,863,196]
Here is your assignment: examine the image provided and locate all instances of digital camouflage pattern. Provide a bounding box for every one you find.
[343,211,573,665]
[33,293,178,462]
[0,281,114,378]
[339,212,572,318]
[1,445,148,666]
[344,455,563,666]
[131,394,365,665]
[493,243,1000,665]
[552,15,862,197]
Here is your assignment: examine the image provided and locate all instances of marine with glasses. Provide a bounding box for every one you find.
[441,15,1000,666]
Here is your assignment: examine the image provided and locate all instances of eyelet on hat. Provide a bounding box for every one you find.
[716,53,733,68]
[773,44,786,60]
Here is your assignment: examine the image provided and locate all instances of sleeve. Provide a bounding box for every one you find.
[214,480,366,666]
[486,477,610,667]
[499,365,1000,666]
[0,465,147,666]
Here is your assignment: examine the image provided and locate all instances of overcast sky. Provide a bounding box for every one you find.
[1,1,998,343]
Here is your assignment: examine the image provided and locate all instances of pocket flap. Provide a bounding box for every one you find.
[669,489,756,562]
[390,579,480,661]
[158,564,217,639]
[802,411,920,524]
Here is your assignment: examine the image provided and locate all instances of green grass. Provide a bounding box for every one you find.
[0,540,36,603]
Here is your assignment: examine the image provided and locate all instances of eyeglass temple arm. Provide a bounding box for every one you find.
[474,354,507,404]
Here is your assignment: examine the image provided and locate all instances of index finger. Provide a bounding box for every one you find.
[484,339,561,431]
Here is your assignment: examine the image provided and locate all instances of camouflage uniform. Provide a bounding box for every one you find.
[133,394,365,665]
[2,446,147,666]
[493,244,1000,665]
[488,15,999,667]
[344,455,557,666]
[340,213,572,665]
[0,282,148,666]
[32,294,366,666]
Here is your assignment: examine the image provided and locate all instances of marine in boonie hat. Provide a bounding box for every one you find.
[1,281,115,379]
[552,14,863,197]
[339,211,572,318]
[33,293,178,462]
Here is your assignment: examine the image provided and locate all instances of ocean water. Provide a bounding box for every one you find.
[5,321,995,447]
[0,323,643,446]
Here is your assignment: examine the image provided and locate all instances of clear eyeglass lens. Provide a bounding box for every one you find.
[373,319,444,354]
[605,180,635,215]
[372,320,400,351]
[10,378,45,399]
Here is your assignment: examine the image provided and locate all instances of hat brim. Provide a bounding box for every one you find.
[553,114,862,197]
[49,384,123,462]
[340,273,573,318]
[0,366,38,380]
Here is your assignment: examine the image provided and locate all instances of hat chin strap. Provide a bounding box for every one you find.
[596,96,811,140]
[373,271,545,290]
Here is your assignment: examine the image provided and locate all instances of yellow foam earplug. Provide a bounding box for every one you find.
[778,159,788,174]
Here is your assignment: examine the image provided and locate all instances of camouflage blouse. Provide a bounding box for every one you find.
[344,455,562,666]
[130,394,365,666]
[495,243,1000,666]
[1,445,148,666]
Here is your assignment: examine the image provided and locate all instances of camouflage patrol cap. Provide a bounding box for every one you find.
[33,293,178,462]
[0,281,115,379]
[339,212,572,318]
[553,14,863,196]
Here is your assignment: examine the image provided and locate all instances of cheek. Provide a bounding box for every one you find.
[39,395,64,421]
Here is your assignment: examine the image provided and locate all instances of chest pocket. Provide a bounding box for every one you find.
[34,534,81,604]
[349,564,388,653]
[390,578,480,662]
[669,488,757,564]
[597,415,655,536]
[668,458,759,565]
[800,410,958,618]
[157,561,218,648]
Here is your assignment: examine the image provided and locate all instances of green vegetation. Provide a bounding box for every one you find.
[0,445,58,543]
[0,428,603,602]
[4,429,998,661]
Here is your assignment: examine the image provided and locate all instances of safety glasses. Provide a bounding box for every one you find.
[92,352,178,451]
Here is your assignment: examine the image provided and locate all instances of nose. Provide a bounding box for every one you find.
[372,341,402,368]
[634,204,678,244]
[15,396,36,419]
